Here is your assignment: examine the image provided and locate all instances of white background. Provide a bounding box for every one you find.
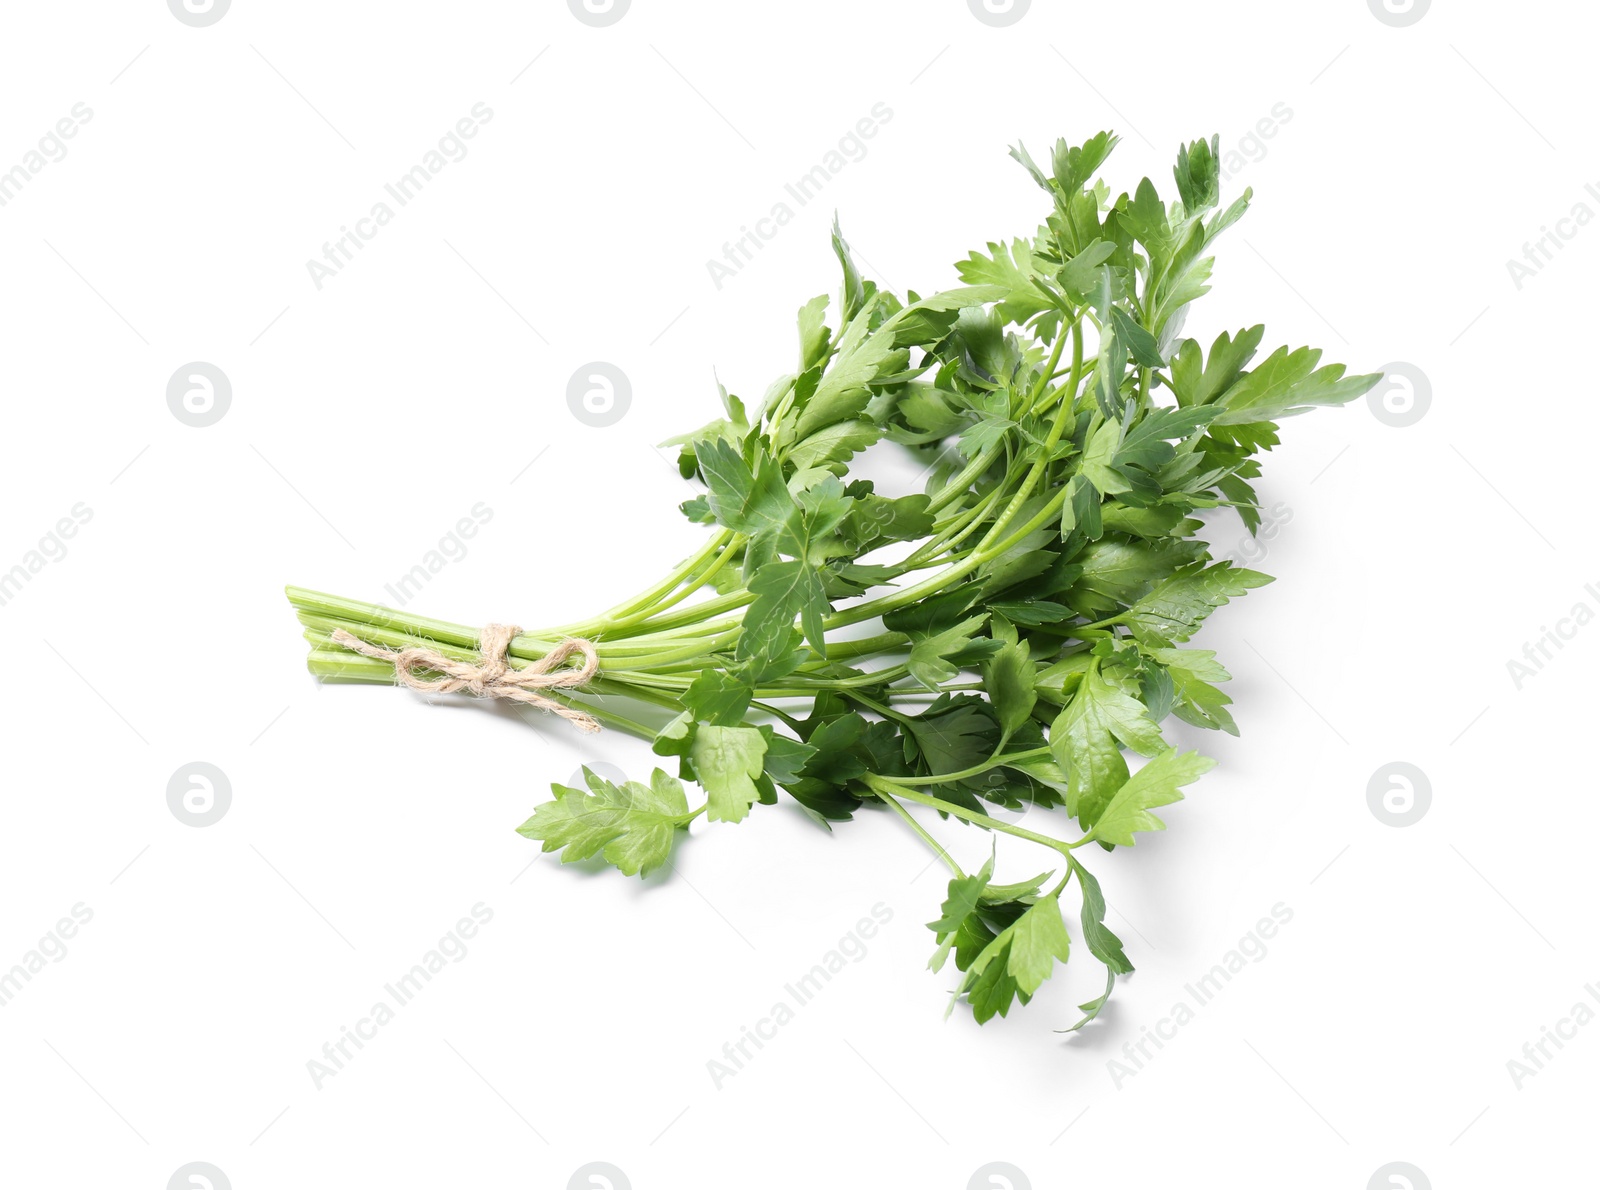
[1,1,1593,1187]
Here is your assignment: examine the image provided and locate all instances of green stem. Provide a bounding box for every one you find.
[827,631,910,660]
[903,483,1008,568]
[569,529,735,630]
[925,440,1004,515]
[863,775,1077,857]
[976,318,1083,551]
[875,790,964,877]
[889,745,1051,787]
[589,530,742,632]
[1048,865,1074,898]
[599,590,753,639]
[846,692,915,727]
[826,482,1070,629]
[1025,328,1071,413]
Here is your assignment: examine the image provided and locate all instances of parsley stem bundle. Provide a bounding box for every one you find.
[288,131,1379,1028]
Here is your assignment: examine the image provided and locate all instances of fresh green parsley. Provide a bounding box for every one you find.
[288,131,1380,1027]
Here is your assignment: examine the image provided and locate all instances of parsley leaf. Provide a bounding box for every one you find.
[1091,749,1216,846]
[1050,660,1166,829]
[1121,562,1272,645]
[516,767,696,877]
[690,725,770,824]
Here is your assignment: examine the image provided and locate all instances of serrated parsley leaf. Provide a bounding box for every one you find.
[1169,325,1266,408]
[696,439,795,537]
[1090,748,1215,846]
[1150,647,1238,734]
[1006,894,1072,995]
[961,938,1025,1023]
[1214,345,1382,425]
[907,613,992,690]
[786,419,880,472]
[1050,660,1166,830]
[1070,857,1132,973]
[739,559,830,661]
[690,724,769,823]
[797,294,831,370]
[984,637,1037,737]
[1112,307,1164,368]
[682,669,754,726]
[905,696,999,777]
[928,852,995,973]
[1080,418,1132,495]
[1049,130,1120,196]
[954,239,1057,325]
[516,767,694,877]
[951,892,1070,1021]
[1122,561,1272,645]
[1115,405,1218,472]
[795,304,899,438]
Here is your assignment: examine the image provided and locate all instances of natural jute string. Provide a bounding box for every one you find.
[329,624,602,733]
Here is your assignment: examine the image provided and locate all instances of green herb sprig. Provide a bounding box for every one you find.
[287,131,1379,1028]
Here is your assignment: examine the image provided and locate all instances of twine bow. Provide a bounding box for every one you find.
[329,624,602,733]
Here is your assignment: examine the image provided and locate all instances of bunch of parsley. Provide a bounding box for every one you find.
[288,132,1378,1027]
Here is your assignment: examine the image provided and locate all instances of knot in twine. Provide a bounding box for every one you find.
[329,624,601,733]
